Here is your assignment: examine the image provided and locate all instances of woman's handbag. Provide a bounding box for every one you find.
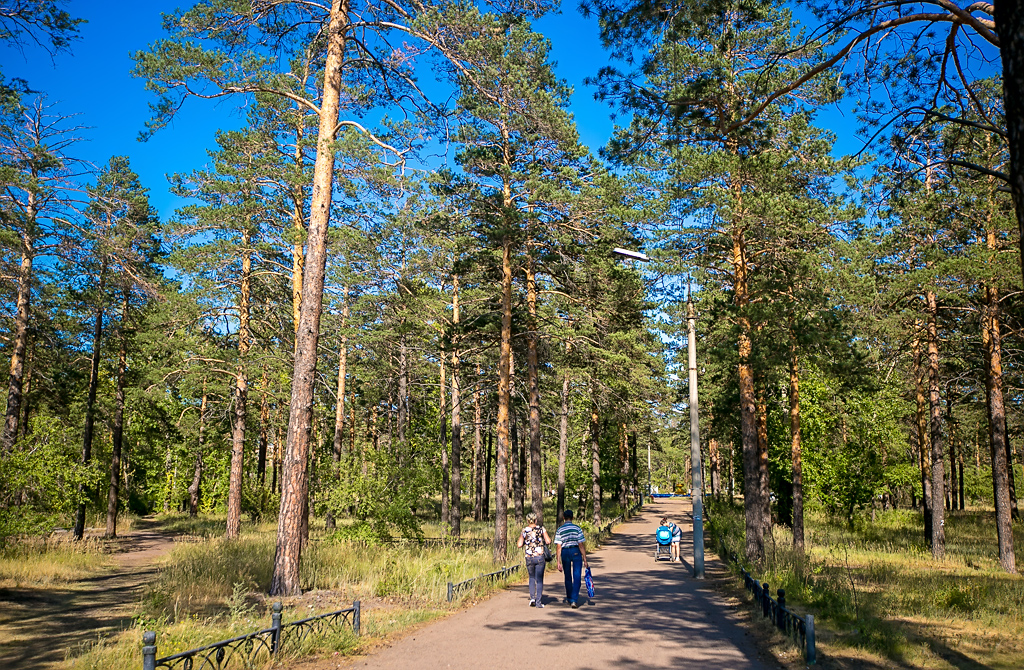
[542,541,553,562]
[584,566,595,598]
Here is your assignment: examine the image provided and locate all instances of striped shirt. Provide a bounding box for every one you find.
[554,522,586,548]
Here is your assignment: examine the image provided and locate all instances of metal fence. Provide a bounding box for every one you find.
[593,501,643,543]
[715,543,816,664]
[142,601,360,670]
[313,535,492,550]
[446,564,521,602]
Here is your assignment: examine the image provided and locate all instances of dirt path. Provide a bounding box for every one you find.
[0,523,177,669]
[313,499,775,670]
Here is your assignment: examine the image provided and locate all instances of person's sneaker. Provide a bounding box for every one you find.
[570,601,579,609]
[562,598,570,604]
[529,600,536,607]
[537,603,545,608]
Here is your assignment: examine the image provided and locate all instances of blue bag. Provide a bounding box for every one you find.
[584,566,595,598]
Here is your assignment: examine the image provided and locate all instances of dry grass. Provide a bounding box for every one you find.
[60,525,520,669]
[63,603,447,670]
[141,530,514,618]
[0,536,113,587]
[708,500,1024,669]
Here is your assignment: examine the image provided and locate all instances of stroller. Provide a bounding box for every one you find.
[654,525,673,561]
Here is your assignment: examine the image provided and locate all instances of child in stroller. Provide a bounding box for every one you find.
[654,523,673,561]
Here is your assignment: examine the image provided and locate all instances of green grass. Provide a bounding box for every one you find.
[707,499,1024,669]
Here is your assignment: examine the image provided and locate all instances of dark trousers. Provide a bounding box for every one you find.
[561,545,583,603]
[526,557,545,602]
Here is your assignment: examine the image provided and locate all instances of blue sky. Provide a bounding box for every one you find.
[1,1,620,221]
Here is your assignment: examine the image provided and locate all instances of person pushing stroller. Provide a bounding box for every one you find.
[655,516,682,563]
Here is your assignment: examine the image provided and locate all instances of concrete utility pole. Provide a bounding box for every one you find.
[687,286,705,578]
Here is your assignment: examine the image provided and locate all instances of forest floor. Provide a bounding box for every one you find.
[289,498,776,670]
[0,519,177,669]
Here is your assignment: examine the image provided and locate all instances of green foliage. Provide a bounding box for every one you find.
[0,416,99,539]
[321,450,429,541]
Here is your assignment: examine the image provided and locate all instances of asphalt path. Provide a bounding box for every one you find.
[339,498,774,670]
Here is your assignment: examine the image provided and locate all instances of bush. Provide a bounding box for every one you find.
[0,416,100,540]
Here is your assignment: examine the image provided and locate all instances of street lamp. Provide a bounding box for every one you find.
[612,247,651,262]
[613,247,704,578]
[611,247,651,504]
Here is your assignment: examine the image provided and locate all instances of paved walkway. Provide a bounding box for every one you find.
[340,499,772,670]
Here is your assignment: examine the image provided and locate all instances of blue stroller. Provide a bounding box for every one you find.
[654,525,673,561]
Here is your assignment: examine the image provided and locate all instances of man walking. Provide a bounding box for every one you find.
[555,509,589,608]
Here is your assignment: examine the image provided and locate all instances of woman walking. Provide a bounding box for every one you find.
[517,511,551,607]
[555,509,589,608]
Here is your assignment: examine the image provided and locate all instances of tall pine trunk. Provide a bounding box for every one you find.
[995,0,1024,286]
[914,337,933,542]
[2,231,33,451]
[734,226,764,563]
[290,119,306,337]
[982,281,1017,572]
[558,366,569,526]
[709,438,721,497]
[440,358,449,526]
[226,229,252,539]
[398,331,409,455]
[484,427,493,521]
[75,272,105,541]
[789,329,804,552]
[1005,415,1019,520]
[756,388,771,533]
[494,232,513,561]
[105,290,130,538]
[946,396,957,513]
[618,423,629,511]
[473,378,483,521]
[258,367,269,484]
[525,257,544,523]
[189,392,208,517]
[925,290,946,558]
[271,0,348,596]
[450,275,462,537]
[325,299,348,531]
[590,399,601,527]
[512,413,524,525]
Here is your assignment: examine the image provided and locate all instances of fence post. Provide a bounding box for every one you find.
[761,582,770,618]
[142,631,157,670]
[805,614,816,665]
[353,601,361,636]
[447,581,454,602]
[777,589,786,629]
[271,601,283,654]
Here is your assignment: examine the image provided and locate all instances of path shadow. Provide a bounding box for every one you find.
[489,501,767,669]
[0,528,174,670]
